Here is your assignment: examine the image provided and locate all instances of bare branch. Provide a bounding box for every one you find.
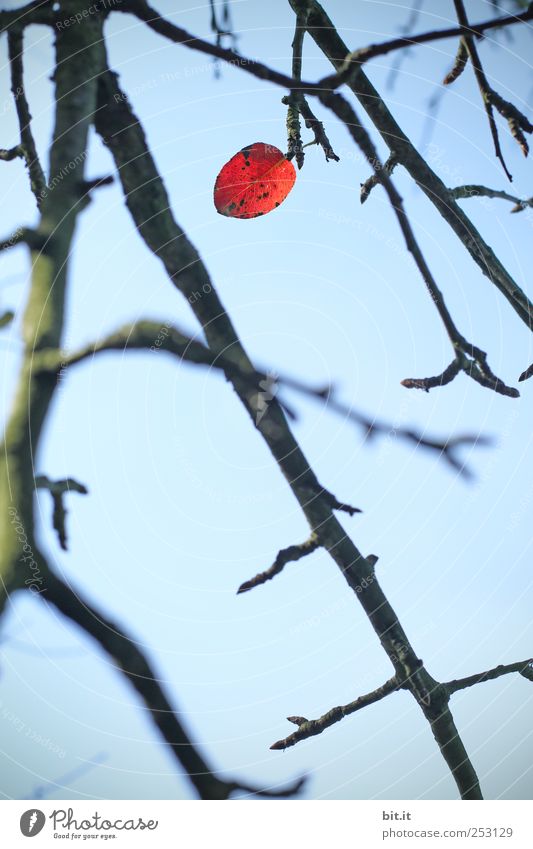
[402,346,519,399]
[451,184,533,210]
[451,0,531,180]
[0,1,54,33]
[34,319,489,477]
[0,227,26,252]
[0,310,15,329]
[270,677,399,750]
[445,659,533,695]
[35,475,88,551]
[285,13,306,168]
[0,145,24,161]
[43,567,305,799]
[8,28,47,205]
[314,89,519,399]
[282,94,340,162]
[91,49,484,801]
[443,38,469,85]
[519,362,533,383]
[237,534,320,594]
[360,152,399,204]
[295,0,533,335]
[339,5,533,69]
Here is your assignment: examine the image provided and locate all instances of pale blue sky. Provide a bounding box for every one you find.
[1,0,532,800]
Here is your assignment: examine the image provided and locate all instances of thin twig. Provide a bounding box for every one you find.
[0,145,24,161]
[34,319,490,477]
[35,475,88,551]
[286,13,306,168]
[360,152,399,203]
[282,94,340,162]
[296,0,533,335]
[451,184,533,211]
[316,89,519,399]
[453,0,532,178]
[519,362,533,383]
[92,53,484,800]
[8,28,47,205]
[443,38,469,85]
[339,5,533,69]
[445,659,533,695]
[402,347,519,399]
[0,228,26,252]
[270,677,399,750]
[44,568,305,799]
[237,534,319,594]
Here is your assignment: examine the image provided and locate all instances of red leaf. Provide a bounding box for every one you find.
[214,142,296,219]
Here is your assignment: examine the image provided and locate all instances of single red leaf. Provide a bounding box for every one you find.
[214,142,296,219]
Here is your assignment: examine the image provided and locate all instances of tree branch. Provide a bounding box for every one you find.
[286,12,305,168]
[34,319,490,477]
[293,0,533,335]
[270,677,399,750]
[121,1,527,395]
[445,659,533,695]
[401,346,520,399]
[42,567,305,799]
[237,534,320,594]
[92,61,484,799]
[360,152,399,204]
[8,27,47,205]
[451,184,533,211]
[452,0,531,180]
[443,37,469,86]
[35,475,88,551]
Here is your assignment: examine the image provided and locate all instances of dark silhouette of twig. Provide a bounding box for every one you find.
[35,475,89,551]
[237,534,319,594]
[451,183,533,211]
[7,28,46,205]
[443,38,469,85]
[360,152,399,204]
[44,567,306,800]
[452,0,532,179]
[35,319,490,478]
[295,0,533,336]
[271,677,399,750]
[91,60,484,798]
[285,13,305,168]
[445,659,533,695]
[402,345,519,399]
[122,2,530,394]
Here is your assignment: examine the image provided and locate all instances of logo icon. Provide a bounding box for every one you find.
[20,810,46,837]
